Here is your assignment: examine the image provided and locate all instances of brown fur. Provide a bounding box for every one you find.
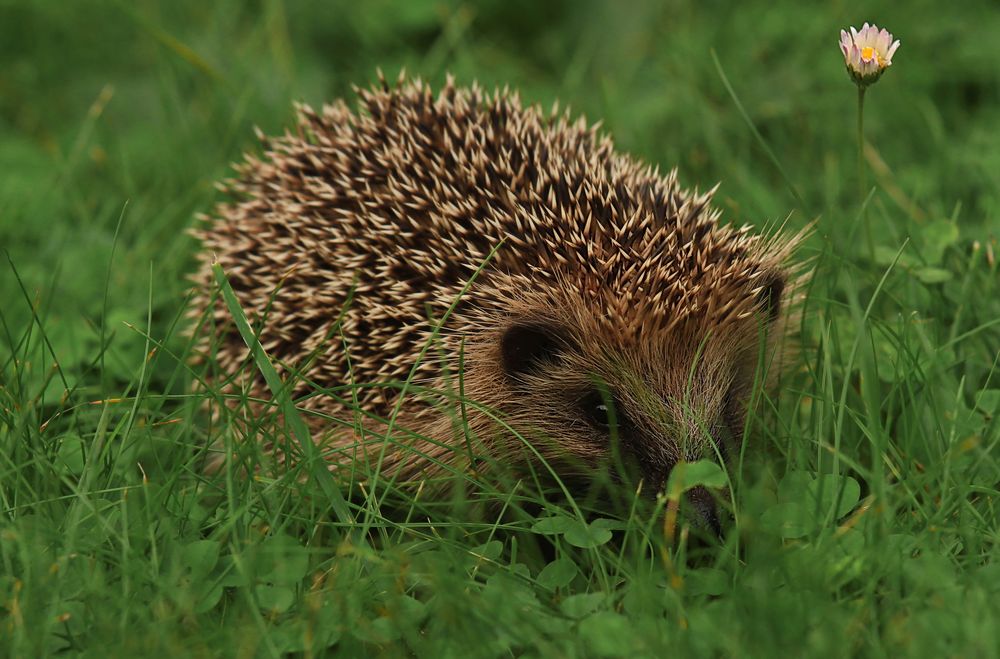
[190,72,806,493]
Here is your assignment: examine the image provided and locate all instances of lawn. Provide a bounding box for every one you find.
[2,0,999,656]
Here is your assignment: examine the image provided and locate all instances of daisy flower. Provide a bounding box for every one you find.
[839,23,900,87]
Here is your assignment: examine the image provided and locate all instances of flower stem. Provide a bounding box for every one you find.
[857,86,874,258]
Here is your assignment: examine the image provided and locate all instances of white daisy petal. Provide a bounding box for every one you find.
[878,29,891,52]
[886,39,901,61]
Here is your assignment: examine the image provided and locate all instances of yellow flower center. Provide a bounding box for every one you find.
[858,45,888,68]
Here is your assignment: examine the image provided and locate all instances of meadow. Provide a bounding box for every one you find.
[2,0,999,656]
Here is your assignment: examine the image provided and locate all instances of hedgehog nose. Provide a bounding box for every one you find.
[685,486,722,540]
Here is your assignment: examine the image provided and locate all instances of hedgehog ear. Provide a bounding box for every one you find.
[500,323,565,379]
[757,274,785,323]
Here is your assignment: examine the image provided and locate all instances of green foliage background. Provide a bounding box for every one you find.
[2,0,999,656]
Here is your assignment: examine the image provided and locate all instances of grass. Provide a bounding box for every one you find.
[2,0,999,656]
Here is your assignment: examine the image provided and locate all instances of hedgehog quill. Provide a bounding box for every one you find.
[191,73,806,531]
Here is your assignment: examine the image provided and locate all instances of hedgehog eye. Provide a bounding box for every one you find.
[757,274,785,323]
[590,401,610,428]
[581,390,620,431]
[500,323,565,380]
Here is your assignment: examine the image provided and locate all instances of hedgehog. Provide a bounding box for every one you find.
[191,73,805,531]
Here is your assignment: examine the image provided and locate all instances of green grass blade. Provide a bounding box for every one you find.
[211,261,353,526]
[711,49,807,212]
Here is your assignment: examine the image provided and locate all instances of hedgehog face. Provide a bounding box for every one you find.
[494,278,786,532]
[497,319,734,480]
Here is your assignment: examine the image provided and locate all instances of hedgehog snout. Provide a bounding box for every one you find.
[686,486,723,539]
[625,445,724,540]
[636,449,725,539]
[630,405,729,538]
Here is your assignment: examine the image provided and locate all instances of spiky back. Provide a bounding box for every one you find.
[192,74,796,421]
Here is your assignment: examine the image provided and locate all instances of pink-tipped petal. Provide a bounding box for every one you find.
[860,27,875,49]
[878,28,891,52]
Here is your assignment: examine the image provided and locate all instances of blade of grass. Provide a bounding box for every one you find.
[212,261,353,526]
[711,49,807,212]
